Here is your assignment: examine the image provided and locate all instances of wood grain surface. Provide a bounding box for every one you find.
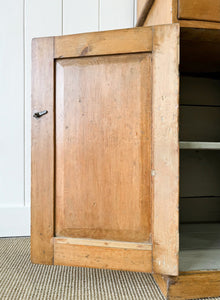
[55,53,152,243]
[54,238,152,272]
[136,0,155,27]
[32,25,182,275]
[137,0,220,29]
[178,0,220,23]
[54,27,153,59]
[151,24,180,276]
[154,271,220,300]
[31,37,54,264]
[143,0,173,27]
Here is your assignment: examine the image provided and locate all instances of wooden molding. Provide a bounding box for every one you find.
[136,0,155,27]
[55,238,152,250]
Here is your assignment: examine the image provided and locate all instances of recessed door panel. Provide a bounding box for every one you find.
[55,53,152,243]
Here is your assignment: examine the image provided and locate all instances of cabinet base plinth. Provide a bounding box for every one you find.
[153,271,220,300]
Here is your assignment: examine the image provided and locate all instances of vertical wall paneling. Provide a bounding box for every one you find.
[134,0,137,26]
[63,0,99,35]
[0,0,25,236]
[25,0,62,211]
[100,0,134,31]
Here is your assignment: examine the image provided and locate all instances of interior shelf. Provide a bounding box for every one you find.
[179,223,220,271]
[180,141,220,150]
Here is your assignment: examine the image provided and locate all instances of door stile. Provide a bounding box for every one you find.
[31,37,55,264]
[151,24,180,276]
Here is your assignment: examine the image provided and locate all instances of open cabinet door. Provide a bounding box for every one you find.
[31,24,179,276]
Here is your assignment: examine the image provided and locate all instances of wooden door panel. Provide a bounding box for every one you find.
[32,25,179,275]
[55,53,152,243]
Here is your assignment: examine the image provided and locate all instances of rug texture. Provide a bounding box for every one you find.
[0,237,219,300]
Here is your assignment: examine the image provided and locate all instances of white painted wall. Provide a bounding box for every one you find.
[0,0,137,237]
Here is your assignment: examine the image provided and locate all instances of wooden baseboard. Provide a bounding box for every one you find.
[153,271,220,300]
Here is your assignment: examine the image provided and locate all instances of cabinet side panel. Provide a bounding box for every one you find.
[31,37,54,264]
[152,24,179,275]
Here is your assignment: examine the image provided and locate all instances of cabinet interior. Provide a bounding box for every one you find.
[179,28,220,271]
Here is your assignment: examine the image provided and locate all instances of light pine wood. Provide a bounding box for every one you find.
[154,271,220,300]
[55,238,152,250]
[179,20,220,30]
[143,0,173,27]
[137,0,220,29]
[32,25,181,275]
[136,0,155,27]
[151,24,179,276]
[178,0,220,23]
[172,0,178,23]
[153,274,169,298]
[31,37,54,264]
[137,0,147,18]
[137,0,178,27]
[157,270,220,300]
[55,53,152,243]
[170,271,220,300]
[54,238,152,272]
[54,27,153,59]
[134,2,220,298]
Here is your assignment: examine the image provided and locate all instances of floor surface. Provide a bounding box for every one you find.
[0,238,220,300]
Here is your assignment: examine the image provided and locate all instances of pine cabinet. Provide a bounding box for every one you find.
[136,1,220,299]
[31,25,179,275]
[32,21,220,299]
[137,0,220,28]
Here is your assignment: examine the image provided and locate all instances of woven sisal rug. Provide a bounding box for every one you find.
[0,237,219,300]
